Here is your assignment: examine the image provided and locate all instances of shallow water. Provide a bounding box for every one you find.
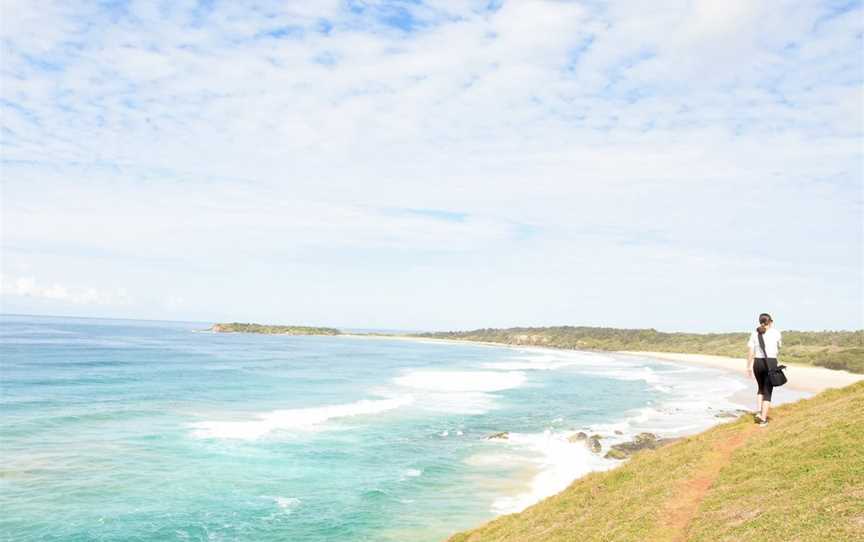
[0,315,808,541]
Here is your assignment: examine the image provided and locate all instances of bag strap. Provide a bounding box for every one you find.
[757,331,769,360]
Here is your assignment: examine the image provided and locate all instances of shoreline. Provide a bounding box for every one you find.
[616,350,864,393]
[338,333,863,394]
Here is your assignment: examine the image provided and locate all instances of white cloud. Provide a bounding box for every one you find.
[0,275,133,306]
[0,0,861,330]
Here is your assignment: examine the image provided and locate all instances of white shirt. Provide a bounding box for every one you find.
[747,328,782,358]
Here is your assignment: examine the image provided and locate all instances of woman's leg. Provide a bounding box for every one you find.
[760,359,776,421]
[754,360,765,418]
[759,364,774,422]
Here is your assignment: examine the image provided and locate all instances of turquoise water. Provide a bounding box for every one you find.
[1,315,757,541]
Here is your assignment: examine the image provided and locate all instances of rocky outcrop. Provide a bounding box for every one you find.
[588,435,602,453]
[569,432,603,453]
[567,432,588,443]
[603,432,681,460]
[486,432,509,440]
[604,448,628,460]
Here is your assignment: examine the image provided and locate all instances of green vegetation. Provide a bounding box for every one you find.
[210,322,341,336]
[449,381,864,542]
[416,327,864,374]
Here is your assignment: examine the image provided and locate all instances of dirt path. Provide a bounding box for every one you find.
[652,423,759,541]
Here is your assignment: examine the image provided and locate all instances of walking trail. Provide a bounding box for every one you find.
[649,422,759,541]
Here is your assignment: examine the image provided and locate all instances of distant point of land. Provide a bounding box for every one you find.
[210,322,341,336]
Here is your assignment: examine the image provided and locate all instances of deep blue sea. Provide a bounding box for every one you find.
[1,315,793,541]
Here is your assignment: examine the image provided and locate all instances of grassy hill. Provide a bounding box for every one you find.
[448,381,864,542]
[416,327,864,374]
[210,322,341,335]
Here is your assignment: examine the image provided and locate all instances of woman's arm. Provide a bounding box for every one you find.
[746,331,755,377]
[746,346,754,377]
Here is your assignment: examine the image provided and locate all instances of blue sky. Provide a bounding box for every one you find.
[1,0,862,332]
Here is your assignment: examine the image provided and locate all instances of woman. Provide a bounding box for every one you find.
[746,313,782,426]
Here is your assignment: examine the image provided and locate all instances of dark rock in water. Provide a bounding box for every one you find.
[604,448,628,460]
[486,432,509,440]
[614,430,623,435]
[568,432,604,453]
[567,432,588,443]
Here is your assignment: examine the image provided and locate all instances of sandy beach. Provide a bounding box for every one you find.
[341,334,863,395]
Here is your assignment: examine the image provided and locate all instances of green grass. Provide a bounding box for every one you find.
[687,383,864,541]
[448,381,864,542]
[416,327,864,374]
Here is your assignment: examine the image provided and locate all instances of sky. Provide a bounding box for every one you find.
[1,0,862,332]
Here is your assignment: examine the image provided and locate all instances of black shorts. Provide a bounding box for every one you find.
[753,357,778,401]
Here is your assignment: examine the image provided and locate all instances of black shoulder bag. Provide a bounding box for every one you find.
[758,331,787,387]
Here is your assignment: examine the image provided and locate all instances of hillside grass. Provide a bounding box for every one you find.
[416,327,864,374]
[448,381,864,542]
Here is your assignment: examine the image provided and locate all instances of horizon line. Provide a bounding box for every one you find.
[2,312,861,335]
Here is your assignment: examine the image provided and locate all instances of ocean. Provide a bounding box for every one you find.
[0,315,809,541]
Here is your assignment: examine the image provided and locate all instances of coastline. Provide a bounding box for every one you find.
[338,334,863,394]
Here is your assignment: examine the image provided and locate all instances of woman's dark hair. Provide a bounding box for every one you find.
[757,313,773,335]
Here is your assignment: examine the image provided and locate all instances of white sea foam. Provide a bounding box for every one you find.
[393,370,526,392]
[390,369,527,414]
[490,431,616,514]
[401,468,423,479]
[583,363,754,439]
[190,396,414,440]
[274,496,301,510]
[481,359,578,371]
[473,352,803,516]
[481,350,612,372]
